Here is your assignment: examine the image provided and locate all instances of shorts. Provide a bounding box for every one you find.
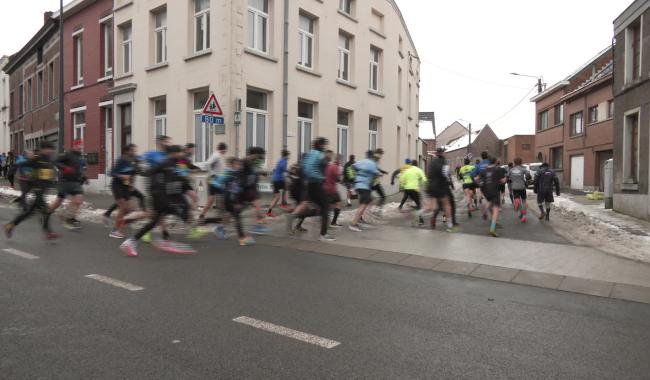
[153,196,190,222]
[537,192,554,204]
[57,181,83,198]
[357,189,373,205]
[462,183,477,190]
[498,184,506,193]
[272,181,285,194]
[512,189,527,200]
[426,188,447,199]
[208,185,223,196]
[327,192,342,204]
[112,183,131,201]
[242,188,259,203]
[485,191,501,206]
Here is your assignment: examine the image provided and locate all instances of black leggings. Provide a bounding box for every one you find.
[11,190,52,232]
[372,184,386,207]
[403,190,422,209]
[225,201,245,238]
[305,182,329,236]
[105,188,146,217]
[134,198,189,241]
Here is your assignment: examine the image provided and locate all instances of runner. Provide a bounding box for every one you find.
[371,149,388,215]
[286,156,308,233]
[392,158,412,210]
[12,150,34,211]
[477,157,507,237]
[324,151,343,228]
[342,155,356,207]
[458,158,477,218]
[120,145,197,257]
[240,147,269,235]
[399,159,426,226]
[4,141,60,240]
[267,149,290,218]
[349,150,380,232]
[422,148,457,232]
[48,139,87,230]
[108,144,142,239]
[534,162,560,221]
[140,135,172,242]
[199,142,228,224]
[508,157,532,223]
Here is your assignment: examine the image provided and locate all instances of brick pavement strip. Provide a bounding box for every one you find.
[469,265,520,282]
[366,251,411,265]
[558,276,615,297]
[512,270,565,290]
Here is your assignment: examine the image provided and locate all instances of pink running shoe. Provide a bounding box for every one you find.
[120,239,139,257]
[153,240,196,255]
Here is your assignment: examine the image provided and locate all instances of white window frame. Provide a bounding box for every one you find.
[623,108,641,183]
[338,33,350,81]
[194,0,211,53]
[192,90,212,163]
[625,17,643,84]
[337,110,350,159]
[99,16,113,78]
[154,97,167,138]
[297,101,313,156]
[298,13,314,69]
[121,24,133,74]
[248,0,269,53]
[554,104,564,125]
[369,117,379,151]
[369,46,380,91]
[155,10,168,64]
[72,110,86,142]
[570,112,583,136]
[245,90,268,153]
[73,31,84,85]
[540,110,549,130]
[339,0,352,15]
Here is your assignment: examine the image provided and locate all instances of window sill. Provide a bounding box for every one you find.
[114,72,134,80]
[368,89,385,98]
[296,65,322,77]
[621,182,639,191]
[369,27,386,39]
[184,49,212,62]
[244,47,278,62]
[408,116,413,121]
[70,84,84,91]
[569,134,584,139]
[337,10,358,23]
[145,62,169,72]
[336,79,357,89]
[587,119,610,127]
[97,75,113,83]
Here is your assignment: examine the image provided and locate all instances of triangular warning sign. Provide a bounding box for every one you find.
[202,93,224,116]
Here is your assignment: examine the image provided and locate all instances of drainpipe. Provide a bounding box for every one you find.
[58,0,64,153]
[282,0,289,149]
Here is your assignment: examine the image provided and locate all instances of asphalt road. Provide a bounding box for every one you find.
[1,206,650,379]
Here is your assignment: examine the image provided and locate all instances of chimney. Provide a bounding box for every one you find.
[44,11,53,25]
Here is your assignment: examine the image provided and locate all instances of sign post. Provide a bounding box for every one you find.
[201,93,225,135]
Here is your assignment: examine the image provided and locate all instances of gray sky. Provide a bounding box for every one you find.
[1,0,631,139]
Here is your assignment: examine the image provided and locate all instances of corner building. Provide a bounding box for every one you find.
[111,0,421,185]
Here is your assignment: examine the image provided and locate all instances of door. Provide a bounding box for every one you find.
[570,155,584,190]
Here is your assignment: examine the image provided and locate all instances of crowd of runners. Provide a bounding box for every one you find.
[2,135,561,256]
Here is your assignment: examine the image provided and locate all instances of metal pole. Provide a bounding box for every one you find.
[467,123,472,155]
[281,0,289,149]
[58,0,64,153]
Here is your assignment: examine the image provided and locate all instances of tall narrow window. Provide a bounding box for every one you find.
[554,104,564,125]
[155,10,167,63]
[245,89,267,151]
[120,104,132,147]
[570,112,583,136]
[297,101,313,156]
[539,110,549,130]
[194,0,210,52]
[338,33,350,81]
[193,90,212,162]
[339,0,352,15]
[247,0,268,53]
[407,83,412,117]
[298,14,314,68]
[369,46,380,91]
[73,33,83,85]
[397,67,403,107]
[37,71,43,106]
[154,97,167,138]
[121,24,133,74]
[625,20,642,83]
[588,106,598,124]
[337,109,350,159]
[48,62,54,100]
[102,20,113,77]
[624,112,639,183]
[73,111,86,141]
[27,79,32,111]
[19,84,23,114]
[607,100,614,119]
[369,117,379,150]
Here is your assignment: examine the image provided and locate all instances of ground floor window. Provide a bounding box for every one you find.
[337,109,350,160]
[298,101,314,156]
[550,146,563,170]
[73,111,86,145]
[246,89,268,151]
[624,111,640,183]
[369,117,379,151]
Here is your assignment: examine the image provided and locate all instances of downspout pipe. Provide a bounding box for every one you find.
[282,0,289,149]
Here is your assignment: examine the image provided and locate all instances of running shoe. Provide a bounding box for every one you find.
[545,213,550,221]
[240,236,256,246]
[251,225,271,235]
[293,226,308,233]
[279,204,291,211]
[120,239,138,257]
[330,222,343,229]
[153,240,196,255]
[187,227,209,240]
[446,226,459,233]
[489,229,499,237]
[45,232,61,240]
[319,234,337,242]
[349,224,363,232]
[213,225,227,240]
[64,222,82,231]
[256,217,268,224]
[285,214,296,234]
[538,212,546,221]
[109,230,125,239]
[467,210,473,218]
[430,218,436,229]
[520,216,527,223]
[4,223,14,239]
[142,232,153,243]
[266,211,278,218]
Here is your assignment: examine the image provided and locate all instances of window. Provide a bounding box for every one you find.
[570,112,583,136]
[554,104,564,125]
[539,110,549,130]
[247,0,268,53]
[588,106,598,124]
[398,35,404,57]
[522,144,531,151]
[37,71,43,106]
[369,46,380,91]
[297,101,313,156]
[369,117,379,150]
[625,20,642,83]
[121,24,133,74]
[624,111,639,183]
[101,20,113,77]
[193,90,213,162]
[120,104,132,147]
[18,84,23,114]
[337,109,350,159]
[73,33,83,85]
[153,97,167,138]
[370,9,384,33]
[154,10,167,63]
[27,79,32,111]
[245,89,267,151]
[397,67,403,106]
[194,0,210,52]
[408,83,412,117]
[607,100,614,119]
[298,13,314,68]
[48,61,54,100]
[338,33,350,81]
[73,111,86,142]
[339,0,353,15]
[551,146,563,170]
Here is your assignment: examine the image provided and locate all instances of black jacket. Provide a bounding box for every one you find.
[534,168,560,195]
[150,158,192,198]
[427,156,450,192]
[56,151,86,183]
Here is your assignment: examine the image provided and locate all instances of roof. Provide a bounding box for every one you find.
[52,0,95,19]
[615,0,650,33]
[440,129,482,152]
[3,18,59,74]
[0,55,9,71]
[560,60,613,102]
[386,0,419,58]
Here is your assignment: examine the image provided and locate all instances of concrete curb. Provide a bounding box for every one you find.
[257,235,650,305]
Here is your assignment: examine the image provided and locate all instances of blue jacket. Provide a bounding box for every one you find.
[353,159,379,190]
[302,149,326,183]
[272,157,288,182]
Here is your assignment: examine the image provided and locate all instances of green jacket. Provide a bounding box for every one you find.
[400,166,427,190]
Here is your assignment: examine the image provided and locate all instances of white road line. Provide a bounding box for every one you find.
[233,316,341,349]
[2,248,39,260]
[85,274,144,291]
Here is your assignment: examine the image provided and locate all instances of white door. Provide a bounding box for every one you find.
[570,155,584,190]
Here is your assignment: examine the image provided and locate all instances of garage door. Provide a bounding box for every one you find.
[570,155,584,190]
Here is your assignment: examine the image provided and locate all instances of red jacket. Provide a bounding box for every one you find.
[324,163,341,194]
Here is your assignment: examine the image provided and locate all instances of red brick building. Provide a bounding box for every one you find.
[440,124,501,168]
[531,47,614,191]
[59,0,114,189]
[501,135,535,165]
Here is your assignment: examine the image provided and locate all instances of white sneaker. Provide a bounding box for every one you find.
[120,239,138,257]
[349,224,363,232]
[319,234,336,242]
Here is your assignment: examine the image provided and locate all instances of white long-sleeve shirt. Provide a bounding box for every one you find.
[205,151,223,177]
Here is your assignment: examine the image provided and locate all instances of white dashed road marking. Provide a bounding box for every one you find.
[85,274,144,291]
[233,316,341,349]
[2,248,39,260]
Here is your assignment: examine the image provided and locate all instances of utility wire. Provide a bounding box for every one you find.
[418,59,531,90]
[489,85,538,126]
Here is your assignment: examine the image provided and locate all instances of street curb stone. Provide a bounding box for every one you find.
[512,270,564,290]
[469,265,520,282]
[557,276,616,298]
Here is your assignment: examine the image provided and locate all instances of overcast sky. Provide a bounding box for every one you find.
[1,0,631,139]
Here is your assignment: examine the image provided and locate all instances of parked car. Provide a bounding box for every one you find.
[525,162,543,188]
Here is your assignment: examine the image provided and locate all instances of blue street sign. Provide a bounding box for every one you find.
[201,115,225,125]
